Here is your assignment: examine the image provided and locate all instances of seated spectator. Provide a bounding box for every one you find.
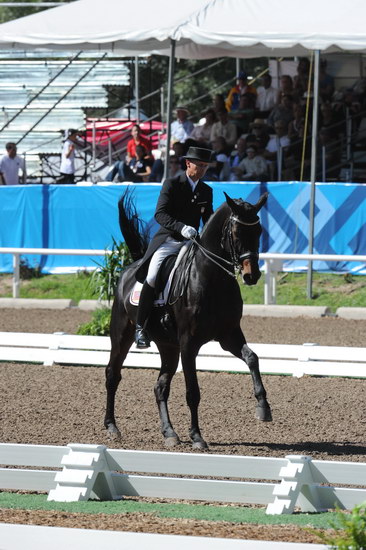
[205,136,230,181]
[211,93,227,114]
[106,145,151,182]
[255,73,278,118]
[319,101,345,138]
[231,144,268,182]
[210,109,238,150]
[276,74,294,104]
[225,71,257,112]
[149,141,187,182]
[284,119,312,180]
[246,118,271,154]
[222,136,247,180]
[167,155,185,179]
[267,94,295,132]
[319,59,335,103]
[263,120,291,180]
[288,103,306,140]
[171,106,194,144]
[126,124,152,161]
[0,142,26,185]
[293,57,311,100]
[228,93,256,135]
[189,108,216,147]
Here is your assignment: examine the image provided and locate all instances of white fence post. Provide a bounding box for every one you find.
[12,253,20,298]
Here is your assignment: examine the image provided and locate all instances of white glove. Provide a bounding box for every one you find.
[181,225,197,239]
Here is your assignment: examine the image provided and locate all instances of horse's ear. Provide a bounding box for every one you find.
[224,192,240,214]
[254,192,269,212]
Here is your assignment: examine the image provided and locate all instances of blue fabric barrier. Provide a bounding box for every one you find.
[0,181,365,274]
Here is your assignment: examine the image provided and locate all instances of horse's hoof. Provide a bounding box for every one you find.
[107,424,122,440]
[192,439,208,450]
[164,436,180,448]
[255,406,273,422]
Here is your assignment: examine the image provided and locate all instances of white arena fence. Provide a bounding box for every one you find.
[0,331,365,379]
[1,246,366,304]
[1,442,366,515]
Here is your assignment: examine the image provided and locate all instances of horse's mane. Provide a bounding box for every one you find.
[200,201,229,238]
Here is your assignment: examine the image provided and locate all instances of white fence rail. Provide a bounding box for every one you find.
[1,442,366,515]
[1,247,365,303]
[0,331,365,379]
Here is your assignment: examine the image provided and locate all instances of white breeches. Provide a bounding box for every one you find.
[146,237,186,287]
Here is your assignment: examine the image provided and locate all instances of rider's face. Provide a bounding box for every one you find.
[185,159,209,181]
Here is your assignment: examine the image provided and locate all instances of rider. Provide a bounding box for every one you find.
[134,146,214,348]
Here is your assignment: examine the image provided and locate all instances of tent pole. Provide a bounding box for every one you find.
[135,56,140,123]
[306,49,320,299]
[163,39,175,182]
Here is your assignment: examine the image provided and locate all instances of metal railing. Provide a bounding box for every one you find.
[0,247,365,303]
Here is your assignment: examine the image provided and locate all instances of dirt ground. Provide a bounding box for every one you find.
[1,307,365,543]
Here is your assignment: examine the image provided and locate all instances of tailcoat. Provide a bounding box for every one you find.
[135,172,213,283]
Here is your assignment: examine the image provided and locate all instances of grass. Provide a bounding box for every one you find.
[0,492,342,529]
[1,270,366,313]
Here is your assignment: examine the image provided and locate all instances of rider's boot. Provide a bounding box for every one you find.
[135,282,155,349]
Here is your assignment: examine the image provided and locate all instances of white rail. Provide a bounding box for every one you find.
[0,247,365,302]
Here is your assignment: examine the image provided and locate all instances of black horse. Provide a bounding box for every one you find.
[104,191,272,449]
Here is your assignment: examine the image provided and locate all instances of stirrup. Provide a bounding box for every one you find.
[135,325,151,349]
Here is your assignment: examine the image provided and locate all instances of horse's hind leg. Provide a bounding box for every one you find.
[154,343,181,447]
[104,307,135,439]
[220,328,272,422]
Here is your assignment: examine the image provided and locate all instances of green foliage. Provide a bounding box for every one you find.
[0,0,66,24]
[313,502,366,549]
[76,308,111,336]
[19,257,43,280]
[89,238,132,303]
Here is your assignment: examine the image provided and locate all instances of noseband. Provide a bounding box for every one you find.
[221,215,260,267]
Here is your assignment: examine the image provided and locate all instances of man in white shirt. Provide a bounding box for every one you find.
[0,142,26,185]
[170,107,194,145]
[59,129,78,184]
[264,121,290,180]
[256,74,278,117]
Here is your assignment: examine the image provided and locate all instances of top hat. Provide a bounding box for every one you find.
[183,146,213,163]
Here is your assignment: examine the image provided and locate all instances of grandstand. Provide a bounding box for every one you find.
[0,50,130,182]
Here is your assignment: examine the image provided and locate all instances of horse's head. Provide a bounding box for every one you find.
[222,192,268,286]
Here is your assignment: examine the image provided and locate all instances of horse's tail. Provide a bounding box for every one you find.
[118,189,150,261]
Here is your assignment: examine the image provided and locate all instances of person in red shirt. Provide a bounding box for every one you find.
[126,124,152,160]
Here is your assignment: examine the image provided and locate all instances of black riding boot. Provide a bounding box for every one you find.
[135,282,155,348]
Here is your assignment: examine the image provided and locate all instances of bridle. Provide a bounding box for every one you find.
[192,214,260,278]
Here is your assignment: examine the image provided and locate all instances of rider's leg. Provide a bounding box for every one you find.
[135,239,185,348]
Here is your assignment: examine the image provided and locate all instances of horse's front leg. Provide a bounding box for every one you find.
[220,328,272,422]
[180,343,208,450]
[154,343,181,447]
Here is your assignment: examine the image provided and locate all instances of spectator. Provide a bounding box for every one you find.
[276,74,294,104]
[225,71,257,112]
[267,94,295,132]
[210,109,238,149]
[293,57,312,100]
[319,59,335,103]
[229,93,256,135]
[167,155,185,179]
[264,120,291,180]
[231,144,268,182]
[319,101,344,138]
[171,106,194,144]
[205,136,230,181]
[0,142,26,185]
[288,103,306,140]
[126,124,152,160]
[246,118,271,154]
[222,136,248,181]
[149,141,187,182]
[189,108,216,147]
[255,73,278,118]
[59,129,79,184]
[107,145,151,182]
[211,93,228,115]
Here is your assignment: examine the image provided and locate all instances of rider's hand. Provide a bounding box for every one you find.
[181,225,197,239]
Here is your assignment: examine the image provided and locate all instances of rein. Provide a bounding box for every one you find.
[191,215,260,279]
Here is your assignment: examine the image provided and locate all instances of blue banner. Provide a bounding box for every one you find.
[0,181,365,274]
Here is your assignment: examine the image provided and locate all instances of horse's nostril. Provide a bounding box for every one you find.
[243,273,253,285]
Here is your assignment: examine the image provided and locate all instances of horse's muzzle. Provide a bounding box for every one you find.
[241,257,261,286]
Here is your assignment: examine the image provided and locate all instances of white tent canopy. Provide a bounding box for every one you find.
[0,0,366,57]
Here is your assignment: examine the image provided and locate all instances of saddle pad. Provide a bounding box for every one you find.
[129,241,190,307]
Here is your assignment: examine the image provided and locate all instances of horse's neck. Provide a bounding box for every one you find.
[200,206,229,256]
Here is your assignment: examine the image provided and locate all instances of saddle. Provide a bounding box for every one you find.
[130,241,195,307]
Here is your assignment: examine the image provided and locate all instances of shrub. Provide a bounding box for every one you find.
[314,501,366,549]
[77,308,111,336]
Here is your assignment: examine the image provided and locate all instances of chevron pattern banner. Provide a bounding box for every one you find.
[0,182,364,274]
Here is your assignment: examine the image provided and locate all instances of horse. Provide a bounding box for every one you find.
[104,190,272,449]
